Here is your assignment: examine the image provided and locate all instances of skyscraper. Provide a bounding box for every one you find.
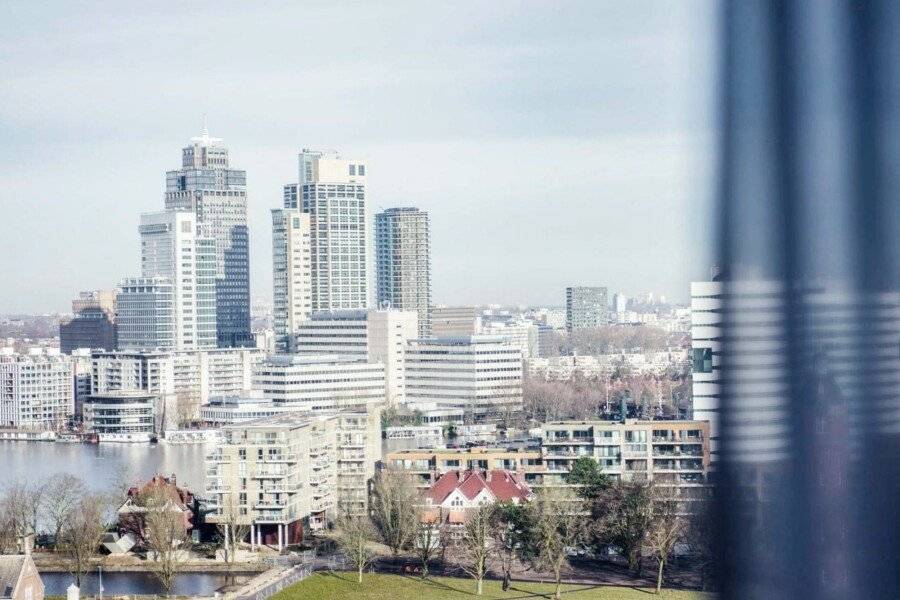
[375,207,431,337]
[565,286,608,331]
[284,149,369,311]
[271,209,312,352]
[139,210,217,350]
[165,127,251,348]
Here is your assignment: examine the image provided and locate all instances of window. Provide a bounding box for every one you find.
[692,348,713,373]
[349,164,356,176]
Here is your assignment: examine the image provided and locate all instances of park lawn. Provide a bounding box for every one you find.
[270,572,712,600]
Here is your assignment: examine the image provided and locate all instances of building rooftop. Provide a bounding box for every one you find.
[0,555,27,599]
[425,469,532,505]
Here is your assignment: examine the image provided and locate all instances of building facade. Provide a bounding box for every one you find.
[205,410,380,548]
[430,306,481,338]
[565,286,608,331]
[690,281,723,462]
[116,277,175,350]
[541,419,711,511]
[254,355,386,412]
[293,309,417,403]
[0,353,74,430]
[60,290,118,353]
[375,207,431,337]
[82,391,158,442]
[385,446,545,489]
[139,210,217,350]
[271,209,312,352]
[164,129,251,348]
[404,336,524,420]
[283,149,369,311]
[91,350,175,396]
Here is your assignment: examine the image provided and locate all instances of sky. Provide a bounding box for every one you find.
[0,1,718,314]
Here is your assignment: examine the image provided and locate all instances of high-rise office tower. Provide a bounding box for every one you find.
[375,207,431,337]
[283,149,369,311]
[116,277,175,350]
[271,209,312,352]
[139,210,217,350]
[565,286,608,331]
[165,127,251,348]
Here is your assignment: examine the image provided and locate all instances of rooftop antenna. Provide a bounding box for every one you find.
[201,113,209,138]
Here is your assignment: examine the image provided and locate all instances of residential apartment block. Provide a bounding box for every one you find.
[375,207,431,337]
[82,391,158,442]
[284,149,369,311]
[205,409,381,549]
[0,353,74,430]
[565,286,608,331]
[385,446,545,489]
[271,209,312,352]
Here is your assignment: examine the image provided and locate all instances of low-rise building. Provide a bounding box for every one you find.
[0,554,44,600]
[423,469,532,527]
[385,446,545,489]
[82,391,160,442]
[541,419,711,510]
[199,394,293,426]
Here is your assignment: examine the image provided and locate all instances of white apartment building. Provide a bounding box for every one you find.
[0,353,74,430]
[171,347,265,420]
[71,349,93,420]
[82,391,158,442]
[405,336,524,421]
[92,348,263,423]
[254,355,386,412]
[283,149,369,311]
[205,409,381,548]
[271,209,312,352]
[690,281,722,462]
[294,309,417,403]
[116,277,175,350]
[91,350,175,396]
[138,210,217,350]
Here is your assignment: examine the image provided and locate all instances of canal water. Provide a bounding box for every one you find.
[40,571,248,596]
[0,441,208,492]
[0,437,415,494]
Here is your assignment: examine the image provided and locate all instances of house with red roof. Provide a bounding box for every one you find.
[422,469,532,526]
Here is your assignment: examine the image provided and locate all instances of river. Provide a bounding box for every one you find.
[0,441,209,492]
[0,437,417,494]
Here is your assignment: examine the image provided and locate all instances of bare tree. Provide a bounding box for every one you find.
[1,479,45,545]
[334,511,376,583]
[139,486,190,594]
[531,489,586,600]
[58,494,110,586]
[413,515,442,578]
[459,505,492,596]
[0,497,20,553]
[647,490,685,594]
[214,494,250,581]
[369,468,419,556]
[44,474,87,549]
[601,480,654,575]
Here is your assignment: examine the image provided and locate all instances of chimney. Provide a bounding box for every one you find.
[171,473,177,485]
[486,471,492,483]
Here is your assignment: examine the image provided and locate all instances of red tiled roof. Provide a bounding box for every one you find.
[425,469,532,505]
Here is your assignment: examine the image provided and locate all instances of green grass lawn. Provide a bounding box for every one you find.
[271,572,712,600]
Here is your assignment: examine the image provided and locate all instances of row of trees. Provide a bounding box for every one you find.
[334,465,710,597]
[523,373,691,424]
[0,473,192,594]
[540,325,675,357]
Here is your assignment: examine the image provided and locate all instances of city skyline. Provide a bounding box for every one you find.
[0,1,717,313]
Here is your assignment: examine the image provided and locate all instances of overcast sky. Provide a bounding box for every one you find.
[0,1,718,314]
